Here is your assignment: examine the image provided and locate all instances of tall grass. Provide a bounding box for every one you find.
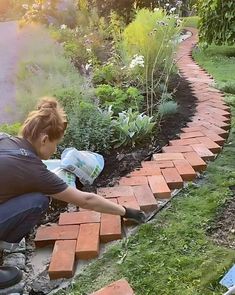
[16,24,85,120]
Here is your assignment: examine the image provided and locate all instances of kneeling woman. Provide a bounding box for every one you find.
[0,97,145,289]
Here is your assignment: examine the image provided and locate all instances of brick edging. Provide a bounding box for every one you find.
[34,28,230,285]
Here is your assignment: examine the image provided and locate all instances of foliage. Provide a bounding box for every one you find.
[0,123,21,136]
[112,109,155,147]
[182,16,200,28]
[198,0,235,46]
[158,100,178,118]
[62,101,114,153]
[95,84,144,114]
[92,63,121,86]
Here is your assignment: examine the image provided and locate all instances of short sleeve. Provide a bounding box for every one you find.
[32,163,68,195]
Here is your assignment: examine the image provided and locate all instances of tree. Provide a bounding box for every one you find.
[198,0,235,45]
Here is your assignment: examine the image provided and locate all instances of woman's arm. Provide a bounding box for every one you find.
[52,186,125,216]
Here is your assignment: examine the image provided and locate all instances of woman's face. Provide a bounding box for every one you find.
[35,134,62,160]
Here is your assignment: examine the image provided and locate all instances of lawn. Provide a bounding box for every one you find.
[56,45,235,295]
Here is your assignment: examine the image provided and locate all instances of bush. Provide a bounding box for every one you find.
[112,108,155,148]
[198,0,235,46]
[158,101,178,118]
[0,123,21,136]
[95,85,144,114]
[92,63,120,86]
[62,101,114,153]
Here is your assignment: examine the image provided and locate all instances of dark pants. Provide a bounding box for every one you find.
[0,193,49,243]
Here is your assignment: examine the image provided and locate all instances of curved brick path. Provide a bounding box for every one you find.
[34,28,230,294]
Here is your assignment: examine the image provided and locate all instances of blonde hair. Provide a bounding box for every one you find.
[20,97,67,141]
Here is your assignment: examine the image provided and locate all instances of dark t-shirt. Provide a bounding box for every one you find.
[0,133,68,204]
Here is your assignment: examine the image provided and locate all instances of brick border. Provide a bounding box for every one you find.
[34,28,230,287]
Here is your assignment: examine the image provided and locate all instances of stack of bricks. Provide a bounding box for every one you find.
[34,27,230,291]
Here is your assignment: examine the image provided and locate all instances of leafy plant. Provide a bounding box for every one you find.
[62,101,114,153]
[112,109,155,148]
[198,0,235,46]
[92,63,120,86]
[0,123,21,136]
[158,100,178,118]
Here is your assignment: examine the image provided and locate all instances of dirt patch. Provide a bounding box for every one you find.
[207,186,235,249]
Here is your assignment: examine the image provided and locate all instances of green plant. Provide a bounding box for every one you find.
[198,0,235,46]
[92,63,120,85]
[0,123,21,136]
[158,100,178,118]
[112,108,155,148]
[217,82,235,95]
[62,101,114,153]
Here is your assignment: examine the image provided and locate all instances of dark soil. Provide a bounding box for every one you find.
[93,74,197,188]
[207,186,235,249]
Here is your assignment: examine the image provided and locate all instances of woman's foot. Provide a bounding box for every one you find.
[0,266,22,289]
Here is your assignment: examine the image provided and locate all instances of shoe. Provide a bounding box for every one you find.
[0,266,22,289]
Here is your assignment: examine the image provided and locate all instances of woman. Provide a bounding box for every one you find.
[0,97,145,289]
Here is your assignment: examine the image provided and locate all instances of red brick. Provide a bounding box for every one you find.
[118,195,140,225]
[100,199,122,243]
[173,159,197,181]
[195,136,221,153]
[169,138,199,146]
[192,115,230,130]
[196,105,230,118]
[48,240,76,280]
[197,111,230,123]
[129,167,161,176]
[97,186,133,199]
[34,225,79,247]
[147,175,171,199]
[161,168,184,189]
[90,279,135,295]
[200,130,225,146]
[152,153,184,161]
[162,145,193,153]
[183,152,207,171]
[181,126,202,133]
[180,131,205,139]
[190,143,215,160]
[141,160,174,168]
[132,185,158,211]
[187,121,228,138]
[119,176,148,186]
[59,211,100,225]
[76,223,100,259]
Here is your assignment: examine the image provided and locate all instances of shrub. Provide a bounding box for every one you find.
[198,0,235,46]
[158,101,178,118]
[0,123,21,136]
[112,109,155,148]
[62,101,114,153]
[92,63,120,86]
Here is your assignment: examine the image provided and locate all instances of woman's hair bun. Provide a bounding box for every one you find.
[37,97,58,110]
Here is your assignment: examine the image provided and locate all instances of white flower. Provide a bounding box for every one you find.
[86,48,92,53]
[60,24,67,30]
[165,3,170,7]
[22,4,29,9]
[157,21,168,26]
[176,1,182,6]
[170,7,177,13]
[154,8,160,12]
[129,54,145,69]
[85,63,92,71]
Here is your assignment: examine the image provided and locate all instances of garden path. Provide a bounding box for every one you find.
[0,21,22,124]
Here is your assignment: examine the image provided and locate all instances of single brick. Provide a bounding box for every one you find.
[76,223,100,260]
[183,152,207,171]
[169,138,199,146]
[119,176,148,186]
[180,131,205,139]
[195,136,221,153]
[147,175,171,199]
[161,168,184,189]
[118,195,140,225]
[190,143,215,160]
[132,185,158,211]
[59,211,100,225]
[90,279,135,295]
[48,240,76,280]
[201,130,225,146]
[141,160,174,169]
[173,159,197,181]
[152,153,184,161]
[100,199,122,243]
[162,145,193,153]
[129,167,161,176]
[181,126,202,133]
[97,186,133,198]
[34,225,79,247]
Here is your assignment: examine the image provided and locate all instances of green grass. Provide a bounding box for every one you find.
[16,24,85,121]
[183,16,200,28]
[56,45,235,294]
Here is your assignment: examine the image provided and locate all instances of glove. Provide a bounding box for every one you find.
[122,207,146,224]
